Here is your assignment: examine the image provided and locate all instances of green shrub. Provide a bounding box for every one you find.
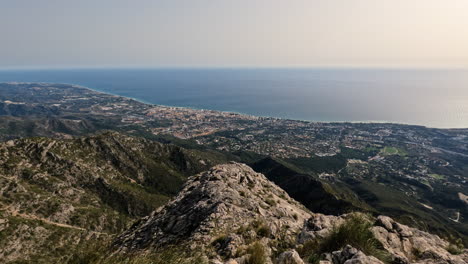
[297,239,318,256]
[446,244,463,255]
[299,213,391,263]
[445,237,464,255]
[212,234,228,246]
[246,242,266,264]
[320,214,378,253]
[307,253,321,264]
[270,227,296,258]
[265,198,276,207]
[236,225,249,235]
[256,224,271,238]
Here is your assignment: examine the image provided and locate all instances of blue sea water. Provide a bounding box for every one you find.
[0,68,467,128]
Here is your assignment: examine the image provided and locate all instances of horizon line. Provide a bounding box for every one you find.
[1,64,468,71]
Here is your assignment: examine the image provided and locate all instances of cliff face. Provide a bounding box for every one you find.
[113,163,467,264]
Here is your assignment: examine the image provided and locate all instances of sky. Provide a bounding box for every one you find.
[1,0,468,69]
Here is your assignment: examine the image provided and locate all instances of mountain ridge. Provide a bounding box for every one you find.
[111,163,468,264]
[0,132,226,263]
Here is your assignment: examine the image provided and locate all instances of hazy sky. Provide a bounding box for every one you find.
[1,0,468,69]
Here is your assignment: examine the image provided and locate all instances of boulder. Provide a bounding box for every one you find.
[371,216,467,264]
[375,216,394,231]
[277,250,304,264]
[298,214,344,243]
[331,245,383,264]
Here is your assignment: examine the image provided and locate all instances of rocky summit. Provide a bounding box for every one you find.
[113,163,467,264]
[114,162,312,261]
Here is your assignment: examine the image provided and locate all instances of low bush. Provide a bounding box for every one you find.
[446,244,463,255]
[246,242,266,264]
[446,237,464,255]
[212,234,228,246]
[299,213,391,264]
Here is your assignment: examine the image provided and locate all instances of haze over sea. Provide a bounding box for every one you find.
[0,68,467,129]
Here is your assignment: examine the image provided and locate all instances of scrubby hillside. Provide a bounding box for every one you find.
[0,132,226,263]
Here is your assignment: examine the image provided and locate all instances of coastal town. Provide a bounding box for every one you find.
[2,83,468,191]
[2,82,467,161]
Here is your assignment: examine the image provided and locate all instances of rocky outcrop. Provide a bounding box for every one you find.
[113,162,468,264]
[326,245,384,264]
[277,250,305,264]
[114,162,312,262]
[372,216,467,264]
[299,213,467,264]
[299,213,345,243]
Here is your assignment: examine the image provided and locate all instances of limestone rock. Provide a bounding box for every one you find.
[277,250,304,264]
[298,213,467,264]
[299,213,345,243]
[371,216,467,264]
[114,162,311,261]
[375,215,393,231]
[331,245,383,264]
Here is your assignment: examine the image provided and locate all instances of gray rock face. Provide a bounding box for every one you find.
[114,162,311,261]
[299,213,467,264]
[372,216,467,264]
[329,245,383,264]
[277,250,305,264]
[298,213,344,243]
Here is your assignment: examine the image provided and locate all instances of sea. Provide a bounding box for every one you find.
[0,68,467,129]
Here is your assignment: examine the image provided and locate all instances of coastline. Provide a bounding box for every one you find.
[2,81,465,130]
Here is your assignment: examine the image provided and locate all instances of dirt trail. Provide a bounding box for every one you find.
[0,205,108,235]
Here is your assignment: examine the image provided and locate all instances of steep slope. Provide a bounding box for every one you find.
[0,132,226,263]
[251,157,370,215]
[114,163,311,258]
[252,156,468,246]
